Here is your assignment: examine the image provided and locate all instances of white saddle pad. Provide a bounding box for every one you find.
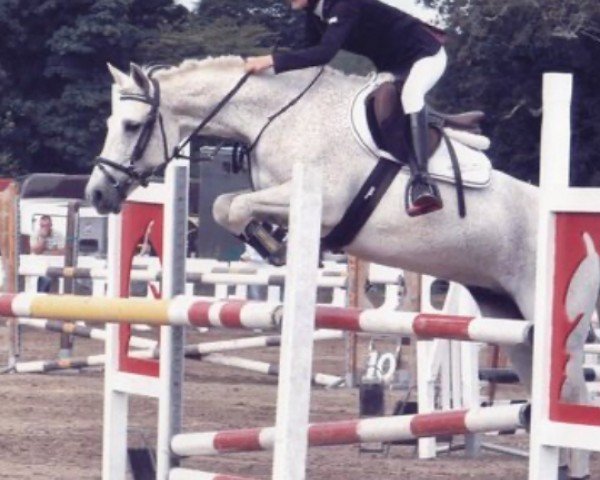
[349,74,493,189]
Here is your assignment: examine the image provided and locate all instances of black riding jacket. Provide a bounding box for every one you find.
[273,0,444,76]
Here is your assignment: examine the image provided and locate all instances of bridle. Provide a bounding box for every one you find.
[95,75,169,200]
[94,67,252,201]
[94,64,324,200]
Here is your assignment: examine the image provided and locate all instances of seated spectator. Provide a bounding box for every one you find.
[30,215,65,292]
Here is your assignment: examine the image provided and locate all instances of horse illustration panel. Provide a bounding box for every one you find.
[550,213,600,425]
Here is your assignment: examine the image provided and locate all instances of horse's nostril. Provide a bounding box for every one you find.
[92,189,103,204]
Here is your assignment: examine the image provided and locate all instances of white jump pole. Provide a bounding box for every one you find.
[272,163,323,480]
[529,72,573,480]
[102,196,129,480]
[157,160,189,479]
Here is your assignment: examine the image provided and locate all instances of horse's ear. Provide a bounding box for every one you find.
[130,63,150,94]
[107,63,129,88]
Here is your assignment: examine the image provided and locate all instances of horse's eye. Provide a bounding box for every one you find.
[124,122,141,133]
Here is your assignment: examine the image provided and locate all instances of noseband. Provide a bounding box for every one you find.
[94,69,252,201]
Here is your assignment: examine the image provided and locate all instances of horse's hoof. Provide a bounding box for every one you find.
[558,466,590,480]
[269,246,287,267]
[558,466,569,480]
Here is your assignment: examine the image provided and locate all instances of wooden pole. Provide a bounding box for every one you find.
[402,270,422,390]
[59,200,81,358]
[0,182,20,367]
[345,256,370,387]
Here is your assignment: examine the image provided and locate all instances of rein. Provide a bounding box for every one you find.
[170,72,253,161]
[241,67,325,191]
[247,67,325,155]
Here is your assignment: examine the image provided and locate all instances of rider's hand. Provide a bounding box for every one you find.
[244,55,274,74]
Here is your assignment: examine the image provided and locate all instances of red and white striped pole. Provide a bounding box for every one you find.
[169,468,256,480]
[171,403,529,457]
[0,296,532,346]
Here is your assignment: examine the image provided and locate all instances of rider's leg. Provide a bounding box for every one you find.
[372,82,437,216]
[401,48,447,216]
[371,81,412,163]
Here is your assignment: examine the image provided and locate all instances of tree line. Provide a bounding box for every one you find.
[0,0,598,185]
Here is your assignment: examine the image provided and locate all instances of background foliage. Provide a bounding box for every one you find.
[423,0,600,184]
[0,0,598,184]
[0,0,189,175]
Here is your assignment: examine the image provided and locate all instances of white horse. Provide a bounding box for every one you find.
[85,56,588,478]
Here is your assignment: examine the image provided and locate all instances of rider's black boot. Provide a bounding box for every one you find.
[406,109,443,217]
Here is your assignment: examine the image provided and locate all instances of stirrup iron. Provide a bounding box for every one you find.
[404,175,443,217]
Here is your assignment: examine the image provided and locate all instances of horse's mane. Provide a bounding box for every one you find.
[152,55,367,87]
[152,56,245,79]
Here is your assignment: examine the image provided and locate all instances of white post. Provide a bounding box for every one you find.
[272,163,322,480]
[102,213,129,480]
[529,73,573,480]
[102,83,129,480]
[416,275,439,458]
[156,160,189,479]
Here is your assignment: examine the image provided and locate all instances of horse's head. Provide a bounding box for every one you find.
[85,63,179,214]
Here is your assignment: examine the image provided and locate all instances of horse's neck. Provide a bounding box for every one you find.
[161,65,325,144]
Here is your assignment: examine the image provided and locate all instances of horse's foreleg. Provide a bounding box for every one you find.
[232,183,294,265]
[505,343,533,389]
[561,326,591,479]
[467,288,534,388]
[212,184,293,234]
[227,182,292,230]
[558,355,590,479]
[213,191,250,236]
[213,185,293,265]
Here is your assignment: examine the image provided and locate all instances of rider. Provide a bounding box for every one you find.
[245,0,447,216]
